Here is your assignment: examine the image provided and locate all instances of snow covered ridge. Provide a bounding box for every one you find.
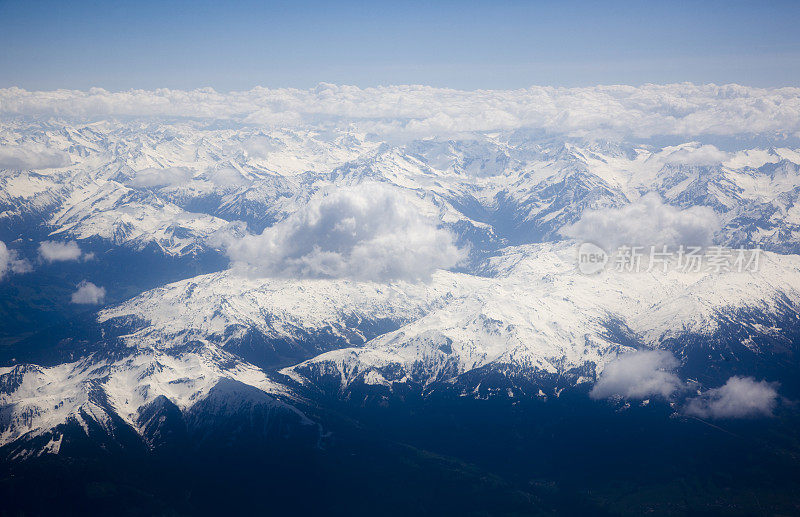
[97,242,800,367]
[3,118,800,259]
[281,243,800,396]
[5,242,799,450]
[0,346,317,456]
[96,268,486,365]
[93,240,800,394]
[2,83,800,139]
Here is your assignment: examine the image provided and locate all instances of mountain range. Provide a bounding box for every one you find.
[2,117,800,514]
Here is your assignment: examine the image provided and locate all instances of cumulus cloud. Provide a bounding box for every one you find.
[590,350,683,400]
[660,144,729,166]
[38,240,84,262]
[207,166,250,188]
[2,84,800,139]
[0,144,71,170]
[0,241,32,280]
[684,376,779,419]
[70,281,106,305]
[723,149,788,169]
[242,136,282,159]
[128,167,192,188]
[561,193,719,250]
[226,184,465,282]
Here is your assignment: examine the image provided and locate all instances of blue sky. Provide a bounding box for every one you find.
[1,0,799,91]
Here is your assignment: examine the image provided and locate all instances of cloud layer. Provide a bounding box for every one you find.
[562,193,719,250]
[590,350,683,400]
[2,84,800,139]
[684,376,779,419]
[226,184,464,282]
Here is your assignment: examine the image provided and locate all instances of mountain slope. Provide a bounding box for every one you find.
[282,243,800,399]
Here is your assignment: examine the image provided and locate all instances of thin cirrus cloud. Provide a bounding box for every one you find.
[590,350,684,400]
[561,193,720,251]
[2,84,800,139]
[70,281,106,305]
[226,184,465,282]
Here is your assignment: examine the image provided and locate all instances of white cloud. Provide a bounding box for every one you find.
[207,166,250,188]
[0,241,32,279]
[0,144,70,170]
[226,184,465,282]
[0,243,14,279]
[243,110,303,127]
[590,350,683,400]
[684,376,779,419]
[70,281,106,305]
[38,240,83,262]
[2,84,800,139]
[242,136,282,159]
[128,167,192,189]
[561,193,719,250]
[661,144,729,166]
[723,149,789,169]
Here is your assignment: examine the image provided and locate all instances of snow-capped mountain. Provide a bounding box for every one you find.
[4,120,800,257]
[0,344,319,458]
[281,243,800,399]
[5,239,800,447]
[97,269,486,368]
[4,115,800,455]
